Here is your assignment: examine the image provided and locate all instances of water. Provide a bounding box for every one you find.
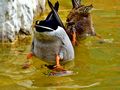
[0,0,120,90]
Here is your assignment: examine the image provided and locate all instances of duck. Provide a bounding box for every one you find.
[26,0,74,71]
[65,0,101,45]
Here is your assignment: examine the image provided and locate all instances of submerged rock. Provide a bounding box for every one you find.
[0,0,46,42]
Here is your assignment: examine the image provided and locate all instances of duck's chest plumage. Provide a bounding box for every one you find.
[32,26,74,64]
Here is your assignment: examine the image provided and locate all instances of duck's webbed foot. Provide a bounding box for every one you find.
[44,64,65,71]
[53,65,65,71]
[22,52,33,69]
[46,54,66,72]
[54,54,65,71]
[22,61,31,69]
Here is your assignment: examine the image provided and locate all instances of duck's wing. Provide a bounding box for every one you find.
[54,27,72,46]
[54,26,74,60]
[46,1,59,20]
[48,0,65,29]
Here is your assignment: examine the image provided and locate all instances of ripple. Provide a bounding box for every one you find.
[48,82,101,89]
[17,80,38,88]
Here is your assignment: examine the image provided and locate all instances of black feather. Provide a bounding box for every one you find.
[72,0,81,8]
[35,0,65,32]
[46,1,59,20]
[48,0,65,29]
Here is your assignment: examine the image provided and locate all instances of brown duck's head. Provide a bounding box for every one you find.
[66,1,96,39]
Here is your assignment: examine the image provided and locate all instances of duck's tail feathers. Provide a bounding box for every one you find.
[48,0,65,29]
[46,1,59,20]
[72,0,81,8]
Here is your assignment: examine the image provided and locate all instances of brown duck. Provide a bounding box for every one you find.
[65,0,101,45]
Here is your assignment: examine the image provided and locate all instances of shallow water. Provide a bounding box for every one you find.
[0,0,120,90]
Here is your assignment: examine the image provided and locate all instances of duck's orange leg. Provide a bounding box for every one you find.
[72,31,76,46]
[27,52,33,59]
[53,54,65,71]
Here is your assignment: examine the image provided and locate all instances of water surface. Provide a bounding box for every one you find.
[0,0,120,90]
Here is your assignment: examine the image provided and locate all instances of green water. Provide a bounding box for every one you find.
[0,0,120,90]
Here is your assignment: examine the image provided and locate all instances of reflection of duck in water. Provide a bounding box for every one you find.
[26,0,74,71]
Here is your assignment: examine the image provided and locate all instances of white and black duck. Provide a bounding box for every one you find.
[26,0,74,71]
